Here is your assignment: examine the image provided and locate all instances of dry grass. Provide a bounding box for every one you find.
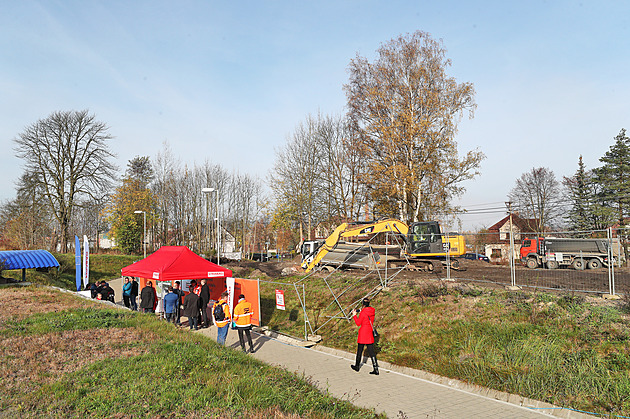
[0,286,155,395]
[0,328,150,391]
[0,287,94,322]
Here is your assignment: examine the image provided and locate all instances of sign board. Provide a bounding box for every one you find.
[275,289,286,310]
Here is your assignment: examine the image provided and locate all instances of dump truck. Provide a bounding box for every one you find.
[520,236,621,270]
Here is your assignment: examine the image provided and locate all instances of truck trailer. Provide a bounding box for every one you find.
[520,237,621,270]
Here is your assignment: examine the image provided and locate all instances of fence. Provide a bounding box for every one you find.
[447,228,626,296]
[255,228,627,340]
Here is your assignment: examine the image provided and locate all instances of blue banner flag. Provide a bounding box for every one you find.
[75,235,81,291]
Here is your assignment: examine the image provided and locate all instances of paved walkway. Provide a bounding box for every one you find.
[193,326,593,419]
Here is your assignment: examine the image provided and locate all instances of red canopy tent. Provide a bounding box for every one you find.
[121,246,232,281]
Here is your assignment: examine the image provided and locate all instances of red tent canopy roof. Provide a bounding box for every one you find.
[121,246,232,281]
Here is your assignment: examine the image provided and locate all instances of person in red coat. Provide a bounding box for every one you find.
[350,298,379,375]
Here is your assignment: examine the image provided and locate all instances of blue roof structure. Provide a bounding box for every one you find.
[0,250,60,270]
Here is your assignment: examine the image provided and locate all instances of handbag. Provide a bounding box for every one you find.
[368,317,379,338]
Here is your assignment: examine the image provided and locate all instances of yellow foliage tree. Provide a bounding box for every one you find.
[345,31,484,224]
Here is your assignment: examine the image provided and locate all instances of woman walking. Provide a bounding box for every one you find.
[350,298,379,375]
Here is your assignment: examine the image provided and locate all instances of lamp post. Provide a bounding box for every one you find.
[215,217,221,265]
[134,210,146,258]
[201,187,219,264]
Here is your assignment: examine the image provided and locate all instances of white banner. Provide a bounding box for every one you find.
[226,277,235,320]
[82,235,90,288]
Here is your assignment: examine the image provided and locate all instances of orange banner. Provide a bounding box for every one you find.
[234,278,260,326]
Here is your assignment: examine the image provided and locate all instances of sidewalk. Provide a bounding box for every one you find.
[194,327,593,419]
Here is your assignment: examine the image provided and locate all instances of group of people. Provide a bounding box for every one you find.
[94,276,378,371]
[89,280,116,303]
[136,279,255,353]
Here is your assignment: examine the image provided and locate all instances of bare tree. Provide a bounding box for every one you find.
[269,114,327,241]
[13,110,117,251]
[316,113,368,222]
[0,172,53,249]
[508,167,563,232]
[345,31,484,224]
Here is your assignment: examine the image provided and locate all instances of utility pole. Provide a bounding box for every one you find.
[506,201,516,288]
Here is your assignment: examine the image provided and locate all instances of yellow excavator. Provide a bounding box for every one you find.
[300,219,466,273]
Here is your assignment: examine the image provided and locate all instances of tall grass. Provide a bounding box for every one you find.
[261,275,630,417]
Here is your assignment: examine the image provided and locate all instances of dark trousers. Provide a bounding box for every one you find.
[354,343,376,366]
[123,295,130,308]
[237,327,253,351]
[189,316,199,330]
[201,303,209,326]
[130,296,138,311]
[175,305,181,325]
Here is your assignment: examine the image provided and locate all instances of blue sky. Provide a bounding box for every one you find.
[1,0,628,230]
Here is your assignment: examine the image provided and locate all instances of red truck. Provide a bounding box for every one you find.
[520,237,619,270]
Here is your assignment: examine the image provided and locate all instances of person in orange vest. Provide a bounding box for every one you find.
[212,291,231,346]
[233,293,255,353]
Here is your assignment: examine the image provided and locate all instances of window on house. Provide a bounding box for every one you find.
[491,248,502,259]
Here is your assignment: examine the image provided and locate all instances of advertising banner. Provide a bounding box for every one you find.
[75,236,81,291]
[82,235,90,289]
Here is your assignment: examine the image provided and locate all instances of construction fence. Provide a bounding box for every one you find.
[448,228,625,296]
[255,227,628,340]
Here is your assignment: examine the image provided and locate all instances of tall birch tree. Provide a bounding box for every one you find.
[345,31,483,224]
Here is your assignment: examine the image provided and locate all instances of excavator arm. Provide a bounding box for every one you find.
[301,219,409,273]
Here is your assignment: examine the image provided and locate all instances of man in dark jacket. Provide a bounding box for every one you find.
[101,282,115,303]
[140,281,157,313]
[182,285,201,330]
[130,278,139,311]
[200,279,211,327]
[173,281,185,325]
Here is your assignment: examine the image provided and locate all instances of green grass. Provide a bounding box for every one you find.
[9,255,630,416]
[0,287,382,418]
[259,274,630,417]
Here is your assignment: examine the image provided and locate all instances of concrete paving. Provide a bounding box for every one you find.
[192,326,594,419]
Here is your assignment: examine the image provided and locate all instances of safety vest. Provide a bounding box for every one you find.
[234,300,253,327]
[213,298,231,327]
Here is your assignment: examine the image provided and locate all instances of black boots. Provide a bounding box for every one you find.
[351,357,379,375]
[369,356,379,375]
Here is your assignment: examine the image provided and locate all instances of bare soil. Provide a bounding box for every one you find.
[223,256,630,296]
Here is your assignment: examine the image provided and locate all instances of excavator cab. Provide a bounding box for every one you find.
[407,221,444,255]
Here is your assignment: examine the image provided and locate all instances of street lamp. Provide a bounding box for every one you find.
[201,187,219,264]
[134,210,146,258]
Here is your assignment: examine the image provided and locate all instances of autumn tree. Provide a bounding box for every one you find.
[13,110,117,251]
[108,157,157,254]
[508,167,563,232]
[592,128,630,227]
[345,31,484,224]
